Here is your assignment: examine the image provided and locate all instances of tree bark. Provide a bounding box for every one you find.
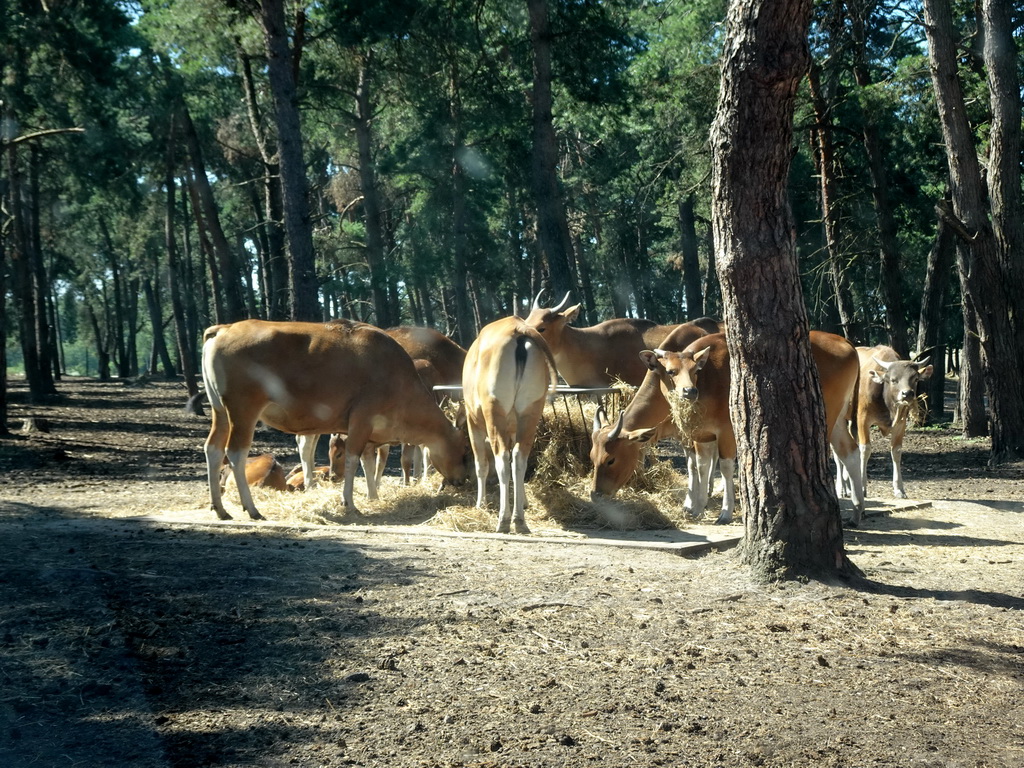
[527,0,577,302]
[850,2,907,355]
[808,60,859,341]
[354,51,392,328]
[178,101,246,322]
[915,205,955,422]
[958,296,988,436]
[711,0,854,580]
[259,0,319,321]
[164,141,199,398]
[678,193,705,319]
[924,0,1024,460]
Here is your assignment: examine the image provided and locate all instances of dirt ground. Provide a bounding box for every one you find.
[1,377,1022,768]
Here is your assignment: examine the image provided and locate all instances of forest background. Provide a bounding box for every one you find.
[1,0,1020,447]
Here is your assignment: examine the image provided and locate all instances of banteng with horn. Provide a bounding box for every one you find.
[524,292,686,387]
[854,345,933,500]
[462,316,559,534]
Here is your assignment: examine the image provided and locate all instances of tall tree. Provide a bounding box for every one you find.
[711,0,855,579]
[255,0,319,321]
[527,0,577,301]
[924,0,1024,461]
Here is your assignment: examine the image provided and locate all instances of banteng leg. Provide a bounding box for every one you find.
[889,418,909,499]
[494,445,514,534]
[296,434,319,489]
[716,457,737,525]
[223,411,264,521]
[467,420,492,511]
[685,440,718,520]
[204,408,234,520]
[832,422,865,526]
[511,444,531,534]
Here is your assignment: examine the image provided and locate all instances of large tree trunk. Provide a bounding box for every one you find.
[924,0,1024,461]
[808,61,860,341]
[915,205,955,423]
[711,0,854,580]
[527,0,576,302]
[259,0,319,321]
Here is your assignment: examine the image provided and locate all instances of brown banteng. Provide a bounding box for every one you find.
[462,316,558,534]
[220,454,290,493]
[589,321,711,499]
[855,345,933,499]
[524,292,679,387]
[646,332,865,525]
[385,326,467,387]
[201,319,468,520]
[386,327,468,485]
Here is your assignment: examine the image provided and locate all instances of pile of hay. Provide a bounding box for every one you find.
[228,394,700,534]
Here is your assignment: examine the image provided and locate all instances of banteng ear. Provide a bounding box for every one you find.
[692,346,711,370]
[918,364,934,381]
[561,304,582,322]
[869,369,885,384]
[624,427,658,444]
[639,350,660,371]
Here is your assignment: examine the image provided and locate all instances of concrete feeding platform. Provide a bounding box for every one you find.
[127,497,931,558]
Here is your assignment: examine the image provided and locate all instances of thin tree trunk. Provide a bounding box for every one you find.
[711,0,854,579]
[678,193,705,319]
[178,101,246,322]
[143,278,174,378]
[958,297,988,436]
[850,3,907,355]
[527,0,576,301]
[258,0,319,321]
[808,61,859,341]
[924,0,1024,460]
[916,204,955,423]
[354,51,391,327]
[164,154,199,397]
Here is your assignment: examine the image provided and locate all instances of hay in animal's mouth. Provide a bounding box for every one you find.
[666,388,706,442]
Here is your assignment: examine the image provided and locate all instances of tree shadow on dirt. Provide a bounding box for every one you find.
[857,578,1024,612]
[0,501,458,767]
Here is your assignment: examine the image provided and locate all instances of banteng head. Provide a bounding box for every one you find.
[640,345,711,402]
[870,356,934,406]
[523,291,580,349]
[589,407,659,500]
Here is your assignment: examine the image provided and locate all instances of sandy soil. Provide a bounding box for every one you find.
[1,377,1022,768]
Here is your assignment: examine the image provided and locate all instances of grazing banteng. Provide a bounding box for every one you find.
[524,292,678,387]
[220,454,290,493]
[201,319,468,520]
[855,345,933,499]
[386,327,468,484]
[646,332,865,525]
[462,316,558,534]
[589,321,711,499]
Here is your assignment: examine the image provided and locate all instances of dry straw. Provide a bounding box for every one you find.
[224,396,702,533]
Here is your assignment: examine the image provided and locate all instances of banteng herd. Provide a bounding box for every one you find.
[200,296,932,531]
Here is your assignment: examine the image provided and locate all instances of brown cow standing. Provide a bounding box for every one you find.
[589,321,711,499]
[524,292,678,387]
[462,316,558,534]
[645,331,865,525]
[855,345,933,500]
[201,319,468,520]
